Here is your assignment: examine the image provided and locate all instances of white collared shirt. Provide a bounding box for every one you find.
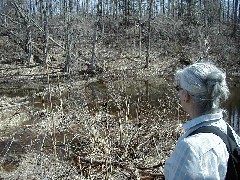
[164,111,240,180]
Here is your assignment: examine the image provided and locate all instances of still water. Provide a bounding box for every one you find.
[226,86,240,134]
[0,78,239,134]
[85,79,240,135]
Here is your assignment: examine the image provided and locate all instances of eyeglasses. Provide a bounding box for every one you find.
[175,85,183,92]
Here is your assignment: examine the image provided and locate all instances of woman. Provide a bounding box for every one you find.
[164,62,240,179]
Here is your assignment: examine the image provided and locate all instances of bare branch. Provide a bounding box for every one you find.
[72,155,164,179]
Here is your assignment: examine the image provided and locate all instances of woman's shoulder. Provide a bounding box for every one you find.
[180,132,228,156]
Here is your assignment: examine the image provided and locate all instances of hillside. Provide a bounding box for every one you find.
[0,10,240,179]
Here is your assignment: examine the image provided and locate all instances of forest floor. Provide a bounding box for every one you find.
[0,21,240,179]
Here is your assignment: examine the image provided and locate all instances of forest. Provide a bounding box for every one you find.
[0,0,239,179]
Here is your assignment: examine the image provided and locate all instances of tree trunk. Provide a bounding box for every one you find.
[114,0,118,19]
[49,0,53,19]
[124,0,128,26]
[239,4,240,22]
[180,0,184,18]
[167,0,171,16]
[39,0,44,26]
[63,3,72,73]
[89,23,97,71]
[145,0,153,68]
[171,0,175,17]
[187,0,192,18]
[88,0,103,73]
[138,0,142,57]
[27,25,33,65]
[98,0,104,34]
[221,0,225,21]
[62,0,67,18]
[69,0,73,14]
[76,0,80,14]
[89,22,98,72]
[232,0,239,36]
[162,0,165,14]
[43,2,49,66]
[227,0,230,21]
[29,0,32,15]
[32,0,37,16]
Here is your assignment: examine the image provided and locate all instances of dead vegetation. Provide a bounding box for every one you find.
[0,2,240,179]
[0,76,184,179]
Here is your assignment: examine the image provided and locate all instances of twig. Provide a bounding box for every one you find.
[73,155,164,179]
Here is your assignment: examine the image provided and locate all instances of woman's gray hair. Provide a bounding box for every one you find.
[175,62,230,113]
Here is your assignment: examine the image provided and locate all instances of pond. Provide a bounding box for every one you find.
[0,77,239,135]
[84,78,240,135]
[0,77,239,175]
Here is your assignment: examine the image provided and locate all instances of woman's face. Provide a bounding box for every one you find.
[179,90,188,112]
[176,85,188,113]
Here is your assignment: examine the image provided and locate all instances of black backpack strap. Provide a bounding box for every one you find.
[188,126,240,180]
[226,125,237,144]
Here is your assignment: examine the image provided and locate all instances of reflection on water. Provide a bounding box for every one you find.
[86,80,240,134]
[85,79,173,119]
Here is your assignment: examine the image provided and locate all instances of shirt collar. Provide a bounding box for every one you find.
[183,111,223,131]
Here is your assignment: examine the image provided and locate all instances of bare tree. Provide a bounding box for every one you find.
[138,0,142,57]
[49,0,53,19]
[26,23,33,64]
[63,1,73,73]
[89,22,98,72]
[167,0,171,16]
[10,1,35,65]
[98,0,104,34]
[160,0,165,15]
[232,0,239,36]
[88,0,102,73]
[39,0,44,26]
[43,1,49,66]
[113,0,119,19]
[145,0,153,68]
